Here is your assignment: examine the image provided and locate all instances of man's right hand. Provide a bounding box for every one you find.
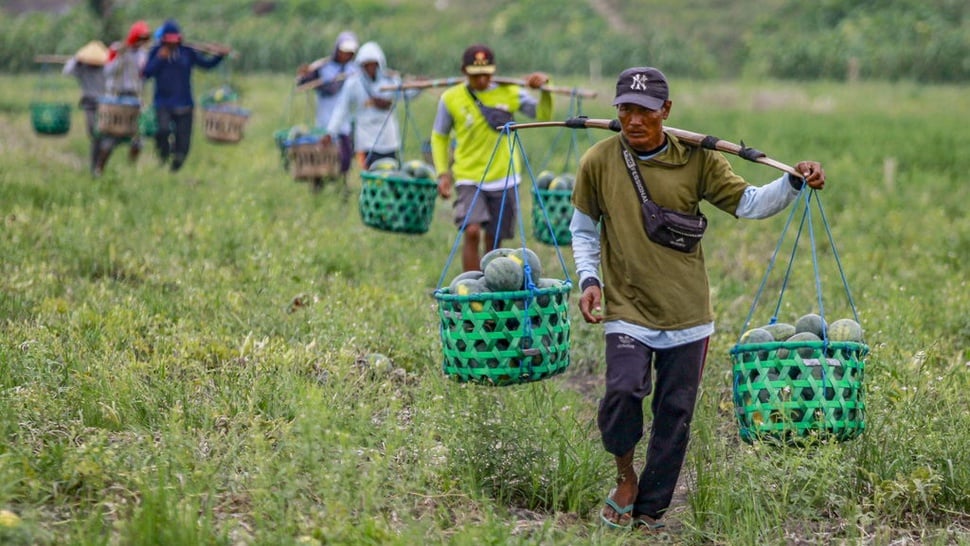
[579,285,604,324]
[436,172,453,199]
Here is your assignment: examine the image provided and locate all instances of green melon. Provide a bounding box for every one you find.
[537,277,561,289]
[794,313,827,338]
[403,158,435,180]
[535,170,556,190]
[738,327,773,362]
[548,173,575,191]
[483,256,525,292]
[739,328,774,345]
[778,331,821,359]
[759,322,796,341]
[369,157,400,171]
[454,277,490,312]
[510,247,542,280]
[828,318,863,342]
[448,270,484,292]
[480,247,514,272]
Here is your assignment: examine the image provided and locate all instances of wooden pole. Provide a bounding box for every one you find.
[378,76,597,98]
[34,54,72,64]
[506,118,802,177]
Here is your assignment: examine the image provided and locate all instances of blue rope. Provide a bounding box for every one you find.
[737,186,804,342]
[815,191,863,324]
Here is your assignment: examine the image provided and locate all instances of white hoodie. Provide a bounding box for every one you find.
[326,42,418,154]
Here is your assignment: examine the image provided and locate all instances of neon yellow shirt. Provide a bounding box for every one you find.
[431,82,552,183]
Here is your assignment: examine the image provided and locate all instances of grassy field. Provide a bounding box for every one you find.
[1,71,969,545]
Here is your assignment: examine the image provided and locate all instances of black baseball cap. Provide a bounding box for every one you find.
[612,67,669,110]
[462,44,496,75]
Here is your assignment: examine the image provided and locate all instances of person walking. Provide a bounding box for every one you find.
[141,19,227,172]
[94,20,151,174]
[431,44,553,272]
[296,30,359,190]
[62,40,108,176]
[570,66,826,531]
[324,41,419,170]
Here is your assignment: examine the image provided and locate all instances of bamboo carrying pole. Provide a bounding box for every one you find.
[378,76,597,98]
[184,41,237,58]
[505,117,802,178]
[34,54,73,64]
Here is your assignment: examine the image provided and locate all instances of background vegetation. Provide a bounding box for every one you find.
[1,0,969,82]
[1,62,969,544]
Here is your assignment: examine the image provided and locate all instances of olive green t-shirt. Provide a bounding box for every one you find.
[571,133,749,330]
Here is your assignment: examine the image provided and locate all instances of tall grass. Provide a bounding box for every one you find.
[1,73,968,544]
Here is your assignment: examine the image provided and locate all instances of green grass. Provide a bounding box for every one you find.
[1,72,969,544]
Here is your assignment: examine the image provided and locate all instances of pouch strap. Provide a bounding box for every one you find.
[620,147,652,205]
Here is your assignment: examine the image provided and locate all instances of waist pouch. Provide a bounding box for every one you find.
[622,146,707,253]
[466,86,514,131]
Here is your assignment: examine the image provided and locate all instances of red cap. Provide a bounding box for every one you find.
[126,21,151,46]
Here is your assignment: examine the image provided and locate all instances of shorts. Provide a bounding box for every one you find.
[453,184,517,240]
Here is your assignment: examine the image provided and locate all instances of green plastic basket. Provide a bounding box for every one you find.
[359,171,438,234]
[731,340,867,445]
[531,188,573,246]
[30,102,72,136]
[434,281,572,386]
[138,107,157,137]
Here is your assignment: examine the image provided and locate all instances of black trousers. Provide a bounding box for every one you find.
[154,106,194,168]
[598,332,709,519]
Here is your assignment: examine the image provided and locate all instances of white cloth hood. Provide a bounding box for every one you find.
[355,42,386,70]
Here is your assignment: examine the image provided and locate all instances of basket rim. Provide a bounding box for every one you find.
[360,171,437,186]
[534,188,574,196]
[731,340,868,354]
[434,280,573,302]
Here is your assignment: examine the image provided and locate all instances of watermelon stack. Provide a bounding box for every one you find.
[435,246,572,386]
[532,170,575,246]
[731,313,868,445]
[359,158,438,234]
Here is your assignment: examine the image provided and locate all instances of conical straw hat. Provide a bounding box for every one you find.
[74,40,109,66]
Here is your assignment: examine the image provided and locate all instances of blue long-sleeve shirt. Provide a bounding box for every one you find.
[142,45,224,109]
[570,143,803,348]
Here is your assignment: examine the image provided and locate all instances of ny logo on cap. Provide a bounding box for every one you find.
[631,73,649,91]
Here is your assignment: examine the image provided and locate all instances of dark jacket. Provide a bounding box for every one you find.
[142,20,224,108]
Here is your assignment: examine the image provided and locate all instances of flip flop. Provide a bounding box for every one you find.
[632,516,666,532]
[599,488,634,529]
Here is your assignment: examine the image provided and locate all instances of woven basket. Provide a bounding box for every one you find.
[731,340,867,445]
[434,281,572,386]
[359,171,438,234]
[532,188,574,246]
[203,106,250,143]
[96,97,140,137]
[29,102,72,136]
[286,136,340,180]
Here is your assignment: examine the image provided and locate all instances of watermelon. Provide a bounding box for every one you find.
[369,157,400,171]
[777,331,821,359]
[480,247,514,272]
[795,313,827,338]
[759,322,796,341]
[483,256,525,292]
[454,277,490,311]
[548,173,574,191]
[739,328,774,344]
[403,159,435,180]
[448,270,484,292]
[510,247,542,280]
[738,327,773,362]
[535,170,556,190]
[827,318,863,342]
